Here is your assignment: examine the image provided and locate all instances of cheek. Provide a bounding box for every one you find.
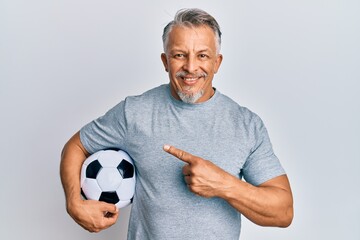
[168,64,180,74]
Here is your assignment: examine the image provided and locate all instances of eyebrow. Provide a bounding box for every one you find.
[169,48,211,54]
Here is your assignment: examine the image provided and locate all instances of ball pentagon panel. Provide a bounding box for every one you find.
[97,167,123,192]
[117,160,134,179]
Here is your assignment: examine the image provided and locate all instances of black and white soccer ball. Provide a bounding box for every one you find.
[80,149,136,208]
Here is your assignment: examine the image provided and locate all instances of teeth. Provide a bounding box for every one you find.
[184,77,197,81]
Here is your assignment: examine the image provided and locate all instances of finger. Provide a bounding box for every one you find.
[99,211,119,232]
[104,209,119,220]
[101,203,119,221]
[184,175,192,184]
[186,184,202,197]
[163,145,195,164]
[182,165,191,176]
[100,202,119,215]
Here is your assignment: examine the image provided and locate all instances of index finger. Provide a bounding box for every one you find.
[163,145,196,164]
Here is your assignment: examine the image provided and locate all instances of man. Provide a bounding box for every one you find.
[60,8,293,239]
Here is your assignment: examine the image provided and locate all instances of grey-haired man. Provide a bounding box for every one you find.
[60,8,293,239]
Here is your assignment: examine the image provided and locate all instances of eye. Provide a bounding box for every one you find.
[174,53,186,59]
[199,54,208,59]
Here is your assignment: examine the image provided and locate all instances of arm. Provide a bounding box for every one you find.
[219,174,293,227]
[163,145,293,227]
[60,131,119,232]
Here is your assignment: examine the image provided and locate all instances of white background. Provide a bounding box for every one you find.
[1,0,359,239]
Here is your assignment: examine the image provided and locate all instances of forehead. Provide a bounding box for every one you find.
[167,25,217,52]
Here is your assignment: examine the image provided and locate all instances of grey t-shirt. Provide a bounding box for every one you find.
[80,84,285,240]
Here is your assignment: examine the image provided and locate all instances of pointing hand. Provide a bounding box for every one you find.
[163,144,233,198]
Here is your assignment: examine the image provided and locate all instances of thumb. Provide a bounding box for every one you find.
[100,202,118,214]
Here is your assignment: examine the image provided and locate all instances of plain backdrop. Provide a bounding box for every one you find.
[1,0,359,239]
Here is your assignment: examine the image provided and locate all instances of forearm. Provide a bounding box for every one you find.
[162,145,294,227]
[219,174,293,227]
[60,132,120,232]
[60,132,89,209]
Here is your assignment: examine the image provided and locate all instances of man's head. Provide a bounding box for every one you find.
[161,8,223,104]
[162,8,222,54]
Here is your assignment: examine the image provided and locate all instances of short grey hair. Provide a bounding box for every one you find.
[162,8,222,53]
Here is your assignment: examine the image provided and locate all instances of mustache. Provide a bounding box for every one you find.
[175,71,208,78]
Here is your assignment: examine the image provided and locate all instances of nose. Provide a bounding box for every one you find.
[183,55,198,73]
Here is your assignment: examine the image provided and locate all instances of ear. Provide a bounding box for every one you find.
[161,53,169,72]
[214,54,223,74]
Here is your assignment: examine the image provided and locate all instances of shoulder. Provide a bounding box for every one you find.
[124,84,168,106]
[216,90,262,124]
[119,84,168,121]
[101,85,167,120]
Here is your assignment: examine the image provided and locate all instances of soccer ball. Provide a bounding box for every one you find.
[80,149,136,208]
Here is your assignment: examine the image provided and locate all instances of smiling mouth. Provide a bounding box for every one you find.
[183,77,200,85]
[176,71,208,86]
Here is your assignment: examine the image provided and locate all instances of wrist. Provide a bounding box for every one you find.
[216,173,239,199]
[66,194,83,215]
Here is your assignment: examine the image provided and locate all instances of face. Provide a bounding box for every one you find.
[161,25,223,103]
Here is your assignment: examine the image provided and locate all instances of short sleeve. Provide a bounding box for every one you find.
[80,101,127,154]
[241,115,285,186]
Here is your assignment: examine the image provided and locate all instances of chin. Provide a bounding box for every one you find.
[177,90,204,104]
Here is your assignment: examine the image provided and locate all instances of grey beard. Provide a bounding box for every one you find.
[177,89,204,104]
[175,71,208,104]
